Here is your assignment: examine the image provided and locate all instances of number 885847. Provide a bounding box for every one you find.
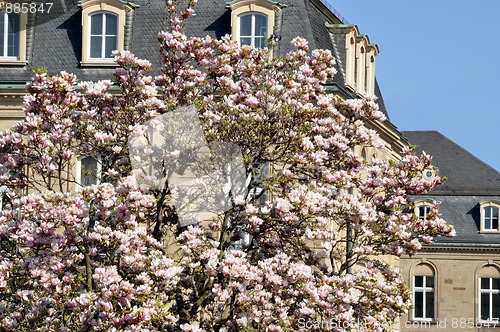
[1,2,53,14]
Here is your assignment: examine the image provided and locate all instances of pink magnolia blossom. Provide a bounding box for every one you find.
[0,1,454,331]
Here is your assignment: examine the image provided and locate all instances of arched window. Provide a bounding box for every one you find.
[360,147,367,162]
[478,265,500,321]
[89,12,118,59]
[412,263,436,321]
[238,13,267,48]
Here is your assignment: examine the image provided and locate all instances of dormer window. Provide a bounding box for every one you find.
[414,200,433,221]
[355,36,367,95]
[239,13,267,48]
[79,0,136,66]
[480,202,500,233]
[365,45,379,95]
[0,11,27,64]
[226,0,285,49]
[326,24,379,96]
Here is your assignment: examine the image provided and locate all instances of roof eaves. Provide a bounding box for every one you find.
[325,22,358,34]
[0,83,28,90]
[225,0,287,9]
[78,0,140,8]
[424,190,500,196]
[323,81,356,99]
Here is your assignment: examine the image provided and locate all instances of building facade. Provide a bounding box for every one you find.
[401,131,500,332]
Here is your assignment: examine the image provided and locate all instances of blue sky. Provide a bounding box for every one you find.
[331,1,500,171]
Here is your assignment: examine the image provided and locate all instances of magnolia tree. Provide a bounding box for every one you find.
[0,1,454,331]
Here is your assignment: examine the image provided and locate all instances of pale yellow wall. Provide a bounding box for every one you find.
[0,91,24,131]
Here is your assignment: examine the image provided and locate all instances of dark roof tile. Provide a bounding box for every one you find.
[403,131,500,194]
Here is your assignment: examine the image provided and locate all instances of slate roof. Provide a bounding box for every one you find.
[415,194,500,245]
[402,131,500,195]
[403,131,500,246]
[0,0,389,117]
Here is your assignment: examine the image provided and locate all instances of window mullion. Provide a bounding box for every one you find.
[423,277,427,319]
[101,13,106,59]
[251,14,255,47]
[2,14,7,57]
[491,278,494,320]
[490,289,493,320]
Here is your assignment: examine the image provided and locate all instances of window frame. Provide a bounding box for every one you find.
[417,205,431,221]
[80,0,134,66]
[365,44,378,95]
[237,12,268,48]
[480,201,500,233]
[413,274,435,321]
[0,11,27,65]
[345,32,356,91]
[89,12,118,60]
[0,185,10,212]
[75,155,102,188]
[479,277,500,322]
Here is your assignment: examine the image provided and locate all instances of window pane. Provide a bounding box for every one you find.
[254,14,267,37]
[91,14,103,35]
[418,206,425,220]
[81,157,98,186]
[494,293,500,319]
[486,218,492,230]
[254,37,266,49]
[482,293,491,320]
[105,14,117,36]
[425,291,434,319]
[426,276,434,288]
[419,206,430,220]
[239,14,252,37]
[90,36,102,58]
[482,278,491,290]
[105,36,117,58]
[414,292,423,318]
[414,276,424,287]
[0,14,4,56]
[240,37,251,46]
[493,278,500,290]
